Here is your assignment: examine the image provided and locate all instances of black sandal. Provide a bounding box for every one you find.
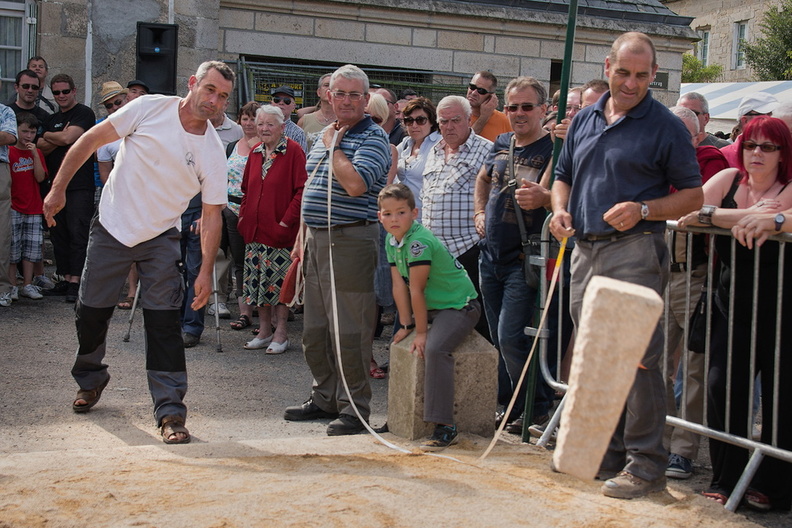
[230,314,252,330]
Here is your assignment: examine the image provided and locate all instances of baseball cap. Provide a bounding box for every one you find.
[270,86,295,98]
[737,92,779,118]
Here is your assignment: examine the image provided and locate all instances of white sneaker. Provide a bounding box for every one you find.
[33,275,56,290]
[20,284,43,300]
[10,286,18,301]
[0,292,11,307]
[207,302,231,319]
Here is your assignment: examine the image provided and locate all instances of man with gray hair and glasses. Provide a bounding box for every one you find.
[284,64,391,436]
[677,92,729,148]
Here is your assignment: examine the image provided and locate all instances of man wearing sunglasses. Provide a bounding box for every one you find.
[467,71,512,142]
[270,86,306,151]
[720,92,779,168]
[9,70,49,128]
[474,76,557,435]
[37,73,96,303]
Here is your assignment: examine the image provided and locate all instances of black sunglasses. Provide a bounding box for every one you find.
[52,88,72,96]
[104,98,124,110]
[19,83,40,91]
[504,103,541,113]
[742,141,782,152]
[403,116,429,126]
[468,83,494,95]
[272,96,292,105]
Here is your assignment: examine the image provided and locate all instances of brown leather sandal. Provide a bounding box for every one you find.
[72,376,110,413]
[160,415,191,444]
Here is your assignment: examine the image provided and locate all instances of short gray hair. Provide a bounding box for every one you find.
[256,104,285,125]
[669,105,700,134]
[195,60,235,84]
[677,92,709,114]
[437,95,471,119]
[331,64,369,93]
[505,76,547,106]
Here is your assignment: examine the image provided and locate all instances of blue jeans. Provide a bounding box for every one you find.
[180,209,204,337]
[479,250,540,421]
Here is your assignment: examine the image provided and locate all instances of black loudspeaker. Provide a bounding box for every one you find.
[135,22,178,95]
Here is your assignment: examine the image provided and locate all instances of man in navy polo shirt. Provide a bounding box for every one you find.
[550,32,703,499]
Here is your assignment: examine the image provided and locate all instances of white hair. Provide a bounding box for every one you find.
[669,105,700,134]
[437,95,471,119]
[256,105,285,125]
[330,64,369,93]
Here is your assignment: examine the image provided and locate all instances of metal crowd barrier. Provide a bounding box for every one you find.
[529,217,792,512]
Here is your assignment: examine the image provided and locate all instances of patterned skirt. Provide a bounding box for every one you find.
[243,242,292,306]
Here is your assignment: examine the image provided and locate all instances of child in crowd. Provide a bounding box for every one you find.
[379,183,481,451]
[8,112,47,300]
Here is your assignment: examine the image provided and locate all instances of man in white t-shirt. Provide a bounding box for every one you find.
[43,61,234,444]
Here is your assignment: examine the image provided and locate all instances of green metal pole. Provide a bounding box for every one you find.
[522,0,578,443]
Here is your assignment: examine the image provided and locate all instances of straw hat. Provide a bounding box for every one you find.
[99,81,128,104]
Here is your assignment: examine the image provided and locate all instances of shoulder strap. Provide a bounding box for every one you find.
[508,135,531,251]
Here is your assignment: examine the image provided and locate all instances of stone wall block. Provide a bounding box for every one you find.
[553,276,663,481]
[388,329,498,440]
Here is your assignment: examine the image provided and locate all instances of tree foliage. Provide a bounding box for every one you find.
[742,0,792,80]
[681,53,723,83]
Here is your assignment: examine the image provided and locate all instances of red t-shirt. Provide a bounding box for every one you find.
[9,145,48,214]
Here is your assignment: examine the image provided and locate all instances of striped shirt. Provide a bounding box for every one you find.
[0,104,17,163]
[302,116,391,228]
[285,120,307,152]
[421,129,493,257]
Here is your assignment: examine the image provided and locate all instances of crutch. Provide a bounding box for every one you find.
[212,263,223,353]
[122,280,142,342]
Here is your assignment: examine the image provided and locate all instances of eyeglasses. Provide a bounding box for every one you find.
[403,116,429,126]
[688,109,703,116]
[504,103,542,113]
[52,89,72,96]
[104,98,124,110]
[371,116,383,125]
[272,96,292,105]
[468,83,494,95]
[19,83,40,91]
[566,105,581,114]
[331,91,364,101]
[742,141,782,152]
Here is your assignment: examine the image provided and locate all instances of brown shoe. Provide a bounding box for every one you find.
[72,376,110,413]
[601,471,666,499]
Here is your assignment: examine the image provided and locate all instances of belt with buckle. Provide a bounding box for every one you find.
[581,231,653,243]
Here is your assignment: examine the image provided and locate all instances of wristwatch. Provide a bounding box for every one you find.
[775,213,786,232]
[640,202,649,220]
[698,205,717,225]
[401,323,415,330]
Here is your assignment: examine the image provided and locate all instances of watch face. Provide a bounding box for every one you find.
[776,214,786,230]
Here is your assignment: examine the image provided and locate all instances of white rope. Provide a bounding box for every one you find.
[479,237,569,461]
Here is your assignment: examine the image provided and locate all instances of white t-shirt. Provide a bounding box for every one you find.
[96,138,121,163]
[98,95,227,247]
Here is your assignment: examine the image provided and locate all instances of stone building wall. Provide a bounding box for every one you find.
[663,0,782,82]
[35,0,696,111]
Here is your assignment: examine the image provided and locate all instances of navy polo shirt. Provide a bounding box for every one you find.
[555,90,701,237]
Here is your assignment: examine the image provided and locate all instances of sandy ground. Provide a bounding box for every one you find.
[0,268,788,527]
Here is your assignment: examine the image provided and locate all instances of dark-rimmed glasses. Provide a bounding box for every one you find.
[504,103,541,113]
[403,116,429,126]
[272,96,292,105]
[52,89,72,96]
[742,141,782,152]
[19,83,40,91]
[468,84,494,95]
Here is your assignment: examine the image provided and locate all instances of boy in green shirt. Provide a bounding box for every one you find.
[379,183,481,451]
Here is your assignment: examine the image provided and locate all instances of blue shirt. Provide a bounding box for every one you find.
[555,90,701,237]
[0,104,17,163]
[302,116,390,228]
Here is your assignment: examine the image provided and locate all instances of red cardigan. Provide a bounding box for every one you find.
[238,138,307,248]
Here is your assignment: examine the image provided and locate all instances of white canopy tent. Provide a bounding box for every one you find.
[681,81,792,136]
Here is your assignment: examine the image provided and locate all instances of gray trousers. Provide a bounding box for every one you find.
[570,233,669,482]
[424,300,481,425]
[302,224,378,419]
[71,219,187,425]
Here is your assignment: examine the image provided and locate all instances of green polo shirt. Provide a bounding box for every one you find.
[386,222,477,311]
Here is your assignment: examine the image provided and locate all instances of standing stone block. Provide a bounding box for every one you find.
[553,276,663,481]
[387,330,498,441]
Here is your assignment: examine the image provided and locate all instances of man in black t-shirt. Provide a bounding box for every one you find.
[8,70,50,130]
[37,73,95,302]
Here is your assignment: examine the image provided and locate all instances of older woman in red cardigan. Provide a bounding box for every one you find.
[238,105,307,353]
